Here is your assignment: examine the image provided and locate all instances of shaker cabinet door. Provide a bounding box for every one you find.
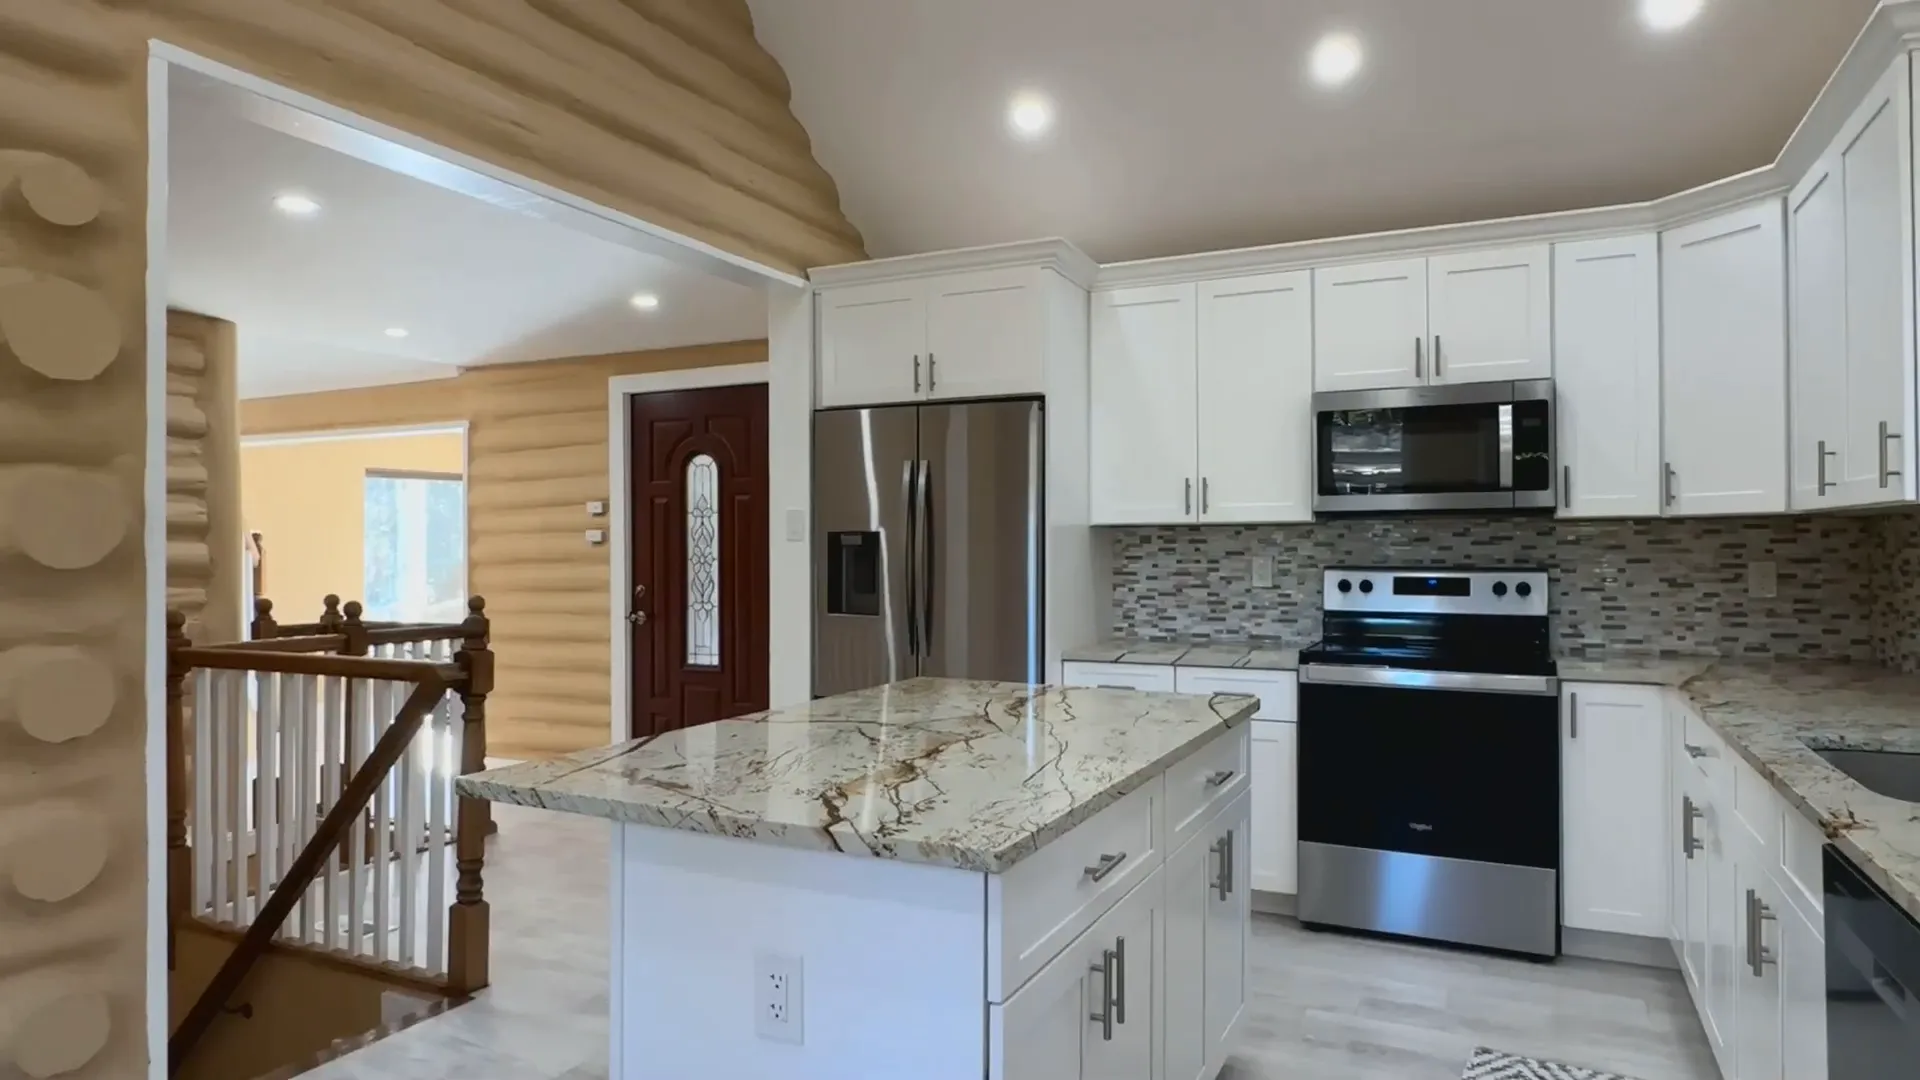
[925,268,1046,400]
[1196,272,1314,523]
[1312,258,1428,391]
[1553,235,1662,518]
[1426,244,1552,385]
[1091,284,1199,524]
[1788,155,1849,511]
[1562,683,1669,938]
[817,281,927,408]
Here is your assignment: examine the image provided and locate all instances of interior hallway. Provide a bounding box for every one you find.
[299,804,1717,1080]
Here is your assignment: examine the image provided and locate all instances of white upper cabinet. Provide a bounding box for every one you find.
[925,268,1047,401]
[1091,284,1199,524]
[1790,154,1849,511]
[1553,235,1662,518]
[818,281,928,408]
[1838,60,1914,504]
[1427,245,1553,384]
[1196,272,1314,523]
[1561,683,1669,938]
[1312,257,1428,391]
[1091,273,1314,526]
[1661,199,1789,516]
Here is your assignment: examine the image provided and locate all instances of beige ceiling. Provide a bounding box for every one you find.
[748,0,1880,263]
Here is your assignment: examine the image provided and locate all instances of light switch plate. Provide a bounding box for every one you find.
[1250,554,1275,589]
[586,500,607,517]
[585,528,606,546]
[785,508,807,543]
[1748,561,1778,599]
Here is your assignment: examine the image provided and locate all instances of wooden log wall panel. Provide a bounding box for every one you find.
[114,0,865,277]
[242,340,768,758]
[0,5,149,1073]
[165,310,242,646]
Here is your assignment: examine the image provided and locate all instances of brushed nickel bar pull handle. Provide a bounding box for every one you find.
[1684,743,1708,759]
[1745,888,1758,974]
[1570,692,1578,740]
[1682,795,1704,858]
[1664,462,1677,507]
[1225,829,1236,896]
[1756,898,1777,973]
[1414,336,1423,380]
[1562,465,1571,510]
[1088,948,1115,1040]
[1201,477,1210,514]
[1883,421,1902,489]
[1212,836,1229,900]
[1185,478,1193,516]
[912,354,921,394]
[1084,851,1128,883]
[1433,335,1442,378]
[1111,935,1127,1025]
[928,352,935,392]
[1818,439,1836,495]
[1206,769,1236,788]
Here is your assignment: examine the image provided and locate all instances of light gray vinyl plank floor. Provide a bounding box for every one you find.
[306,805,1718,1080]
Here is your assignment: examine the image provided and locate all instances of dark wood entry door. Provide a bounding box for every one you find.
[628,383,769,738]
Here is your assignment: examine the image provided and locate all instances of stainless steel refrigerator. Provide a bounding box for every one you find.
[813,399,1044,697]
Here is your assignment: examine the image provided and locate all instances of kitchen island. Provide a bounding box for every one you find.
[458,677,1259,1080]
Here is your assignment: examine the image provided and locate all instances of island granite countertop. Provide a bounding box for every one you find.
[1565,652,1920,924]
[456,677,1257,873]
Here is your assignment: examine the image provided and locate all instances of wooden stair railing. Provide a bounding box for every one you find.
[165,597,495,1077]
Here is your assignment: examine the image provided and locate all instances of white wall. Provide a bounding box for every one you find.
[767,283,815,705]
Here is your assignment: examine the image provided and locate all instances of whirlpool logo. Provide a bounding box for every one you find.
[1408,822,1434,833]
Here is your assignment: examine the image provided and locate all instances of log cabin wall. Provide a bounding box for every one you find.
[165,310,242,646]
[2,0,857,1069]
[242,341,769,758]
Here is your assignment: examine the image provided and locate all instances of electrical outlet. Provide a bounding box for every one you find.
[1250,554,1275,589]
[754,950,803,1044]
[1748,561,1778,599]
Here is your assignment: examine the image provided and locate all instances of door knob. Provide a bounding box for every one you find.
[628,585,648,626]
[627,610,648,626]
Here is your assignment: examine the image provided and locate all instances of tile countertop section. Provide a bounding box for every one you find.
[455,677,1258,874]
[1063,638,1304,671]
[1570,653,1920,924]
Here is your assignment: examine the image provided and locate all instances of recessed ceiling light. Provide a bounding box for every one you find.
[629,293,661,311]
[384,327,409,339]
[1309,32,1364,88]
[272,193,320,217]
[1640,0,1704,31]
[1006,92,1055,139]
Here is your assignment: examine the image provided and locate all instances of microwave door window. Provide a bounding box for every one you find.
[1320,406,1504,496]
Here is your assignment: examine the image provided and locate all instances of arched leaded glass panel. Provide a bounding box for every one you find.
[686,453,721,667]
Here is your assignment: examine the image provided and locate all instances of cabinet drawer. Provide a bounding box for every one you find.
[1172,667,1296,722]
[1165,726,1250,853]
[1680,710,1728,784]
[1061,661,1177,693]
[990,778,1162,1002]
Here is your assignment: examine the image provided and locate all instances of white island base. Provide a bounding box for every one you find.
[605,730,1251,1080]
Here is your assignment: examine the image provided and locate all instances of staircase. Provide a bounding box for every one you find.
[165,597,495,1080]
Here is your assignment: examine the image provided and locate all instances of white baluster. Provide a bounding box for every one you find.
[255,669,279,933]
[425,689,448,976]
[324,675,345,952]
[193,668,213,915]
[299,674,319,943]
[226,670,246,925]
[211,670,229,925]
[371,679,394,962]
[398,685,422,968]
[347,678,368,956]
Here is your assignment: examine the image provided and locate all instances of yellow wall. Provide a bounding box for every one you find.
[240,431,466,624]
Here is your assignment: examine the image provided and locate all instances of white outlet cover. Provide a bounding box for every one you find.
[1250,554,1275,589]
[754,950,803,1044]
[1747,561,1778,599]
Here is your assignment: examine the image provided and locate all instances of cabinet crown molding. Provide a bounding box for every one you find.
[809,237,1098,291]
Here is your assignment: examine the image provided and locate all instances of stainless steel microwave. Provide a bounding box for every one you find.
[1312,379,1556,514]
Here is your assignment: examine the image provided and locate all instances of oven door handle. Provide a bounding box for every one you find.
[1299,664,1559,697]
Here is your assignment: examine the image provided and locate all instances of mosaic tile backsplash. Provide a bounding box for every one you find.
[1109,513,1911,662]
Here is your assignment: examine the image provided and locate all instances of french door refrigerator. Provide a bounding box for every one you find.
[813,399,1044,697]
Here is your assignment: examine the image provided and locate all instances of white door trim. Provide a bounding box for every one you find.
[606,362,772,745]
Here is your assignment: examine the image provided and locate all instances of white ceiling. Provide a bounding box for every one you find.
[166,80,767,400]
[749,0,1880,263]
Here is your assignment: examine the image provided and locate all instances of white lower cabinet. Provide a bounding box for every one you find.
[1561,683,1669,936]
[1165,791,1251,1080]
[1061,661,1178,694]
[1248,720,1297,895]
[995,864,1160,1080]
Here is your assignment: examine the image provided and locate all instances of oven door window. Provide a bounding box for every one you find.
[1318,403,1535,497]
[1297,683,1559,869]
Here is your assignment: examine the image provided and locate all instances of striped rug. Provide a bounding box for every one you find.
[1463,1048,1643,1080]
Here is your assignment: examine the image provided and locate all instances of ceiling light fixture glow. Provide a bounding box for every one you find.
[384,327,409,339]
[1006,92,1055,139]
[1640,0,1704,32]
[1309,32,1364,88]
[629,293,661,311]
[272,193,320,216]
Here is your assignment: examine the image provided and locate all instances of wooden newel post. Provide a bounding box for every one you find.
[448,595,493,994]
[319,593,346,635]
[249,597,276,641]
[165,611,193,950]
[339,599,368,656]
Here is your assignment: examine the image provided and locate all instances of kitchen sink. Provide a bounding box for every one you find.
[1810,746,1920,803]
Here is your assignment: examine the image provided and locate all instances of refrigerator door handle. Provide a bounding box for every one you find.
[902,459,918,658]
[919,459,934,658]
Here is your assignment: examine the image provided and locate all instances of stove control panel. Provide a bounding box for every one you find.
[1322,569,1549,618]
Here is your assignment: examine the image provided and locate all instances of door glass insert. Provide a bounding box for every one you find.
[686,453,721,667]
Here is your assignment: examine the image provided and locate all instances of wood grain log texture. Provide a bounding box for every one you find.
[244,341,769,758]
[164,311,242,646]
[0,5,149,1074]
[109,0,865,277]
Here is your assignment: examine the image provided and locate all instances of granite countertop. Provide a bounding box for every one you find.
[456,677,1257,873]
[1063,638,1305,671]
[1568,652,1920,923]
